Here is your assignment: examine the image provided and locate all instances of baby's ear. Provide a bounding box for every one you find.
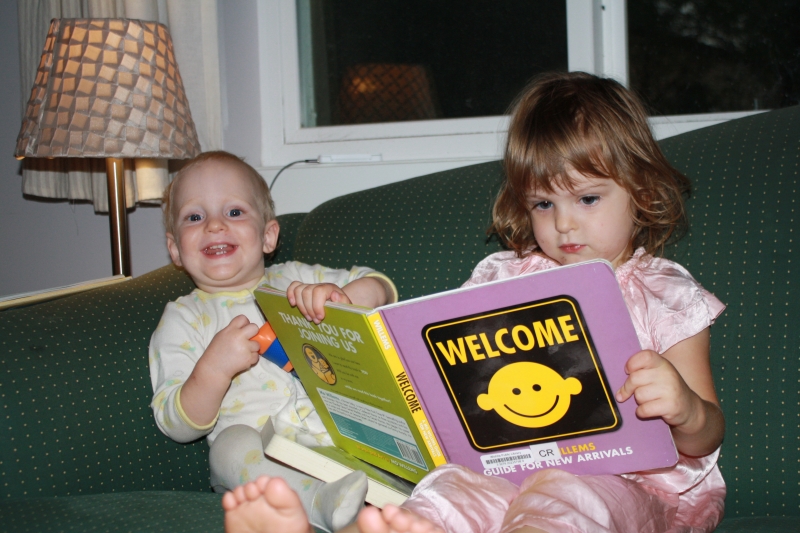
[262,219,280,254]
[166,233,183,267]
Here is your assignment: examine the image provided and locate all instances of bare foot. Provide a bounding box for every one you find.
[355,504,444,533]
[222,475,314,533]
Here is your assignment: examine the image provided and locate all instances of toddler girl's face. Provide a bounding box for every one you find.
[166,160,278,293]
[527,167,635,269]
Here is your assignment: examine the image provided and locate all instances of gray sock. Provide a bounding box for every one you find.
[310,470,368,532]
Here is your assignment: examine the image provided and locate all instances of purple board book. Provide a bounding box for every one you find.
[378,259,677,484]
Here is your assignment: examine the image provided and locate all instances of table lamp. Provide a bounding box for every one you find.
[15,18,201,276]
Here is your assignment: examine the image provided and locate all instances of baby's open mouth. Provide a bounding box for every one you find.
[203,244,236,255]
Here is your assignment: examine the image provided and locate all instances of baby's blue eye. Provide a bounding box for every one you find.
[580,195,600,206]
[188,214,202,222]
[228,208,242,217]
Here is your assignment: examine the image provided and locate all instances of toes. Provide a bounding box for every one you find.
[264,477,303,510]
[356,506,391,533]
[221,490,239,511]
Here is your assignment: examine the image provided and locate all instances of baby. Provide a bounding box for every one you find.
[148,151,397,533]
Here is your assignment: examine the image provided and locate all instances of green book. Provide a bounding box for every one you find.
[262,421,414,508]
[255,286,445,483]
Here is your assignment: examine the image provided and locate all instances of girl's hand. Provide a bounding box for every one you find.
[615,329,725,457]
[286,281,352,324]
[615,350,701,429]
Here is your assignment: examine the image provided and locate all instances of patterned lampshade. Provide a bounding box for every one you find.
[15,18,200,160]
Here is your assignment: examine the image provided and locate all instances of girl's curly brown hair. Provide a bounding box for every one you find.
[492,71,691,258]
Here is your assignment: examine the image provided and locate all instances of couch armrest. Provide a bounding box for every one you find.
[0,265,211,498]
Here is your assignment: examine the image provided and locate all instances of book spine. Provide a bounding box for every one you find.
[368,312,446,467]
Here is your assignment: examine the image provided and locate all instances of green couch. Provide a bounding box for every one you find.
[2,106,798,532]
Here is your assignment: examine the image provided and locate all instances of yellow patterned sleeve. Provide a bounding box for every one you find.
[175,385,219,431]
[365,272,399,303]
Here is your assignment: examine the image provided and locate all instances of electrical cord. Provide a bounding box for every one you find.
[269,159,318,190]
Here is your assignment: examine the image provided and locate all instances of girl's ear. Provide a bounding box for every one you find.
[166,233,183,267]
[262,219,280,254]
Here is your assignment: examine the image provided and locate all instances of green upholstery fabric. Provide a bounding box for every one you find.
[1,264,208,500]
[715,517,800,533]
[271,212,308,265]
[292,162,506,300]
[0,492,222,533]
[660,105,800,520]
[1,110,797,531]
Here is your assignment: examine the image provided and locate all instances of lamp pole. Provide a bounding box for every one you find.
[106,158,131,277]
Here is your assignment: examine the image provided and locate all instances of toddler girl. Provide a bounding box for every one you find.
[223,71,726,533]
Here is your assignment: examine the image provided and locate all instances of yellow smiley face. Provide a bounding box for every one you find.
[477,362,582,428]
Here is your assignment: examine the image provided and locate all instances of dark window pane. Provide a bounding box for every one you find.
[302,0,567,126]
[628,1,800,115]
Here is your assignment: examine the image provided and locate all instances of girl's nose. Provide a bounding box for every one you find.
[554,208,575,233]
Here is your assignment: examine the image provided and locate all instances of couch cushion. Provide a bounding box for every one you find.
[715,517,800,533]
[0,492,222,533]
[660,105,800,520]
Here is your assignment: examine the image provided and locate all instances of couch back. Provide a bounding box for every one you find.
[2,107,797,519]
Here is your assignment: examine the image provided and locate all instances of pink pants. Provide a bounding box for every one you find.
[401,464,723,533]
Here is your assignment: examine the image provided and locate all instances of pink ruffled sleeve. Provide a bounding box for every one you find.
[615,250,726,354]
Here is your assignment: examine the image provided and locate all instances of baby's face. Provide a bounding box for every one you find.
[167,160,277,293]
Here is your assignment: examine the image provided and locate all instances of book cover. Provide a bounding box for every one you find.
[255,260,678,485]
[261,421,414,508]
[253,290,441,483]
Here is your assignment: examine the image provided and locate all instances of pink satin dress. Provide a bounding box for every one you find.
[401,249,726,533]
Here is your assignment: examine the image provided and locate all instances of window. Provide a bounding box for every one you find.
[628,0,800,115]
[297,0,568,127]
[257,0,795,166]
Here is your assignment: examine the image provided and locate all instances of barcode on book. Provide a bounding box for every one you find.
[480,450,535,469]
[395,439,425,467]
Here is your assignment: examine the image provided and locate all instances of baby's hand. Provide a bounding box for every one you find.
[615,349,700,429]
[286,281,352,324]
[202,315,261,379]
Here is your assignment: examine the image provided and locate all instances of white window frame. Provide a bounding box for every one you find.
[257,0,760,167]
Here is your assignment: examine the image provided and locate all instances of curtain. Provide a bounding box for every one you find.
[17,0,221,212]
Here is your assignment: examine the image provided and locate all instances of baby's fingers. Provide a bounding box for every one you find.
[308,285,342,323]
[285,281,302,307]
